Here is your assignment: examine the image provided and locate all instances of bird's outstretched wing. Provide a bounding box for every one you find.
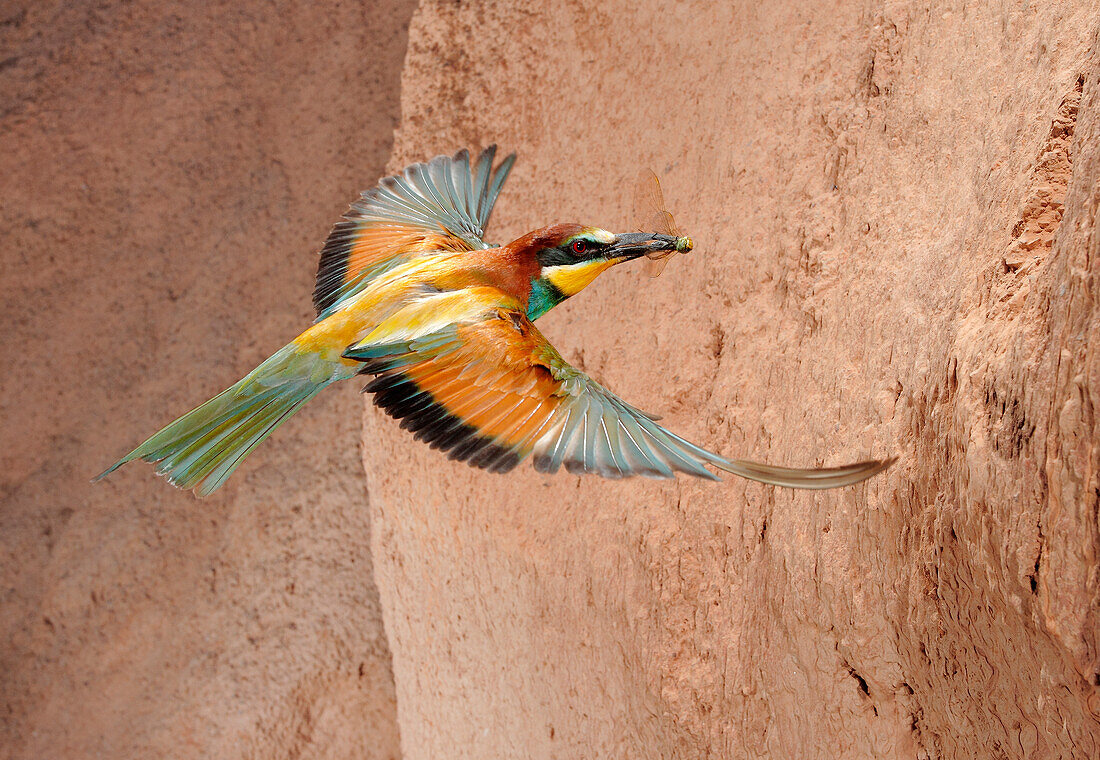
[344,308,893,488]
[313,146,517,317]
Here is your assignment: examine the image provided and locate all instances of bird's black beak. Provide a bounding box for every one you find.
[608,232,690,261]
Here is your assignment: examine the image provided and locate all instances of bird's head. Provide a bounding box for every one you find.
[516,223,692,320]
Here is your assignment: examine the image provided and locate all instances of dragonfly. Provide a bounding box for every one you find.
[632,169,694,277]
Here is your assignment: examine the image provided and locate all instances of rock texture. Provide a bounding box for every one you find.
[0,2,412,757]
[367,2,1100,758]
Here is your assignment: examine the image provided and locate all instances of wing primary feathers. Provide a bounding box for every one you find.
[630,413,721,479]
[606,399,675,477]
[417,415,467,446]
[449,148,471,221]
[581,396,605,475]
[440,152,482,239]
[373,177,439,219]
[598,410,630,477]
[396,399,445,431]
[453,149,478,230]
[447,433,493,462]
[402,164,451,226]
[611,417,657,475]
[469,441,519,471]
[410,410,456,439]
[553,398,590,474]
[387,391,434,420]
[421,157,466,235]
[483,153,516,230]
[472,145,497,221]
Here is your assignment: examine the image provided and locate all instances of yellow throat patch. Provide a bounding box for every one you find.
[544,259,616,297]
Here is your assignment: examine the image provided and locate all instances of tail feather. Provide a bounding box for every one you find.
[165,392,285,482]
[192,395,310,494]
[96,346,337,495]
[714,456,896,489]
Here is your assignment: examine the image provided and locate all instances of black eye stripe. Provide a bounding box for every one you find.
[564,238,609,254]
[538,237,607,267]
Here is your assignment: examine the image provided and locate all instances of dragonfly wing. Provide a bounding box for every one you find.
[632,169,668,230]
[632,170,682,278]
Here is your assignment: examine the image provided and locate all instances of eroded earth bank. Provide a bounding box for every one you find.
[366,2,1100,758]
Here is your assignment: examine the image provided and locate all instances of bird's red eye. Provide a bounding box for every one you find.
[571,240,587,255]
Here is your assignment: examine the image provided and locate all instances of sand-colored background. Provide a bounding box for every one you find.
[1,1,411,757]
[4,1,1100,758]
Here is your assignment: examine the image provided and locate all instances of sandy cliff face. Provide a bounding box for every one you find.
[0,2,411,757]
[5,1,1100,758]
[366,2,1100,757]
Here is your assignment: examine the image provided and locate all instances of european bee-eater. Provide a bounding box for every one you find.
[97,147,893,496]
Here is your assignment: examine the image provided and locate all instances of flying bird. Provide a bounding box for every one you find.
[97,147,894,495]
